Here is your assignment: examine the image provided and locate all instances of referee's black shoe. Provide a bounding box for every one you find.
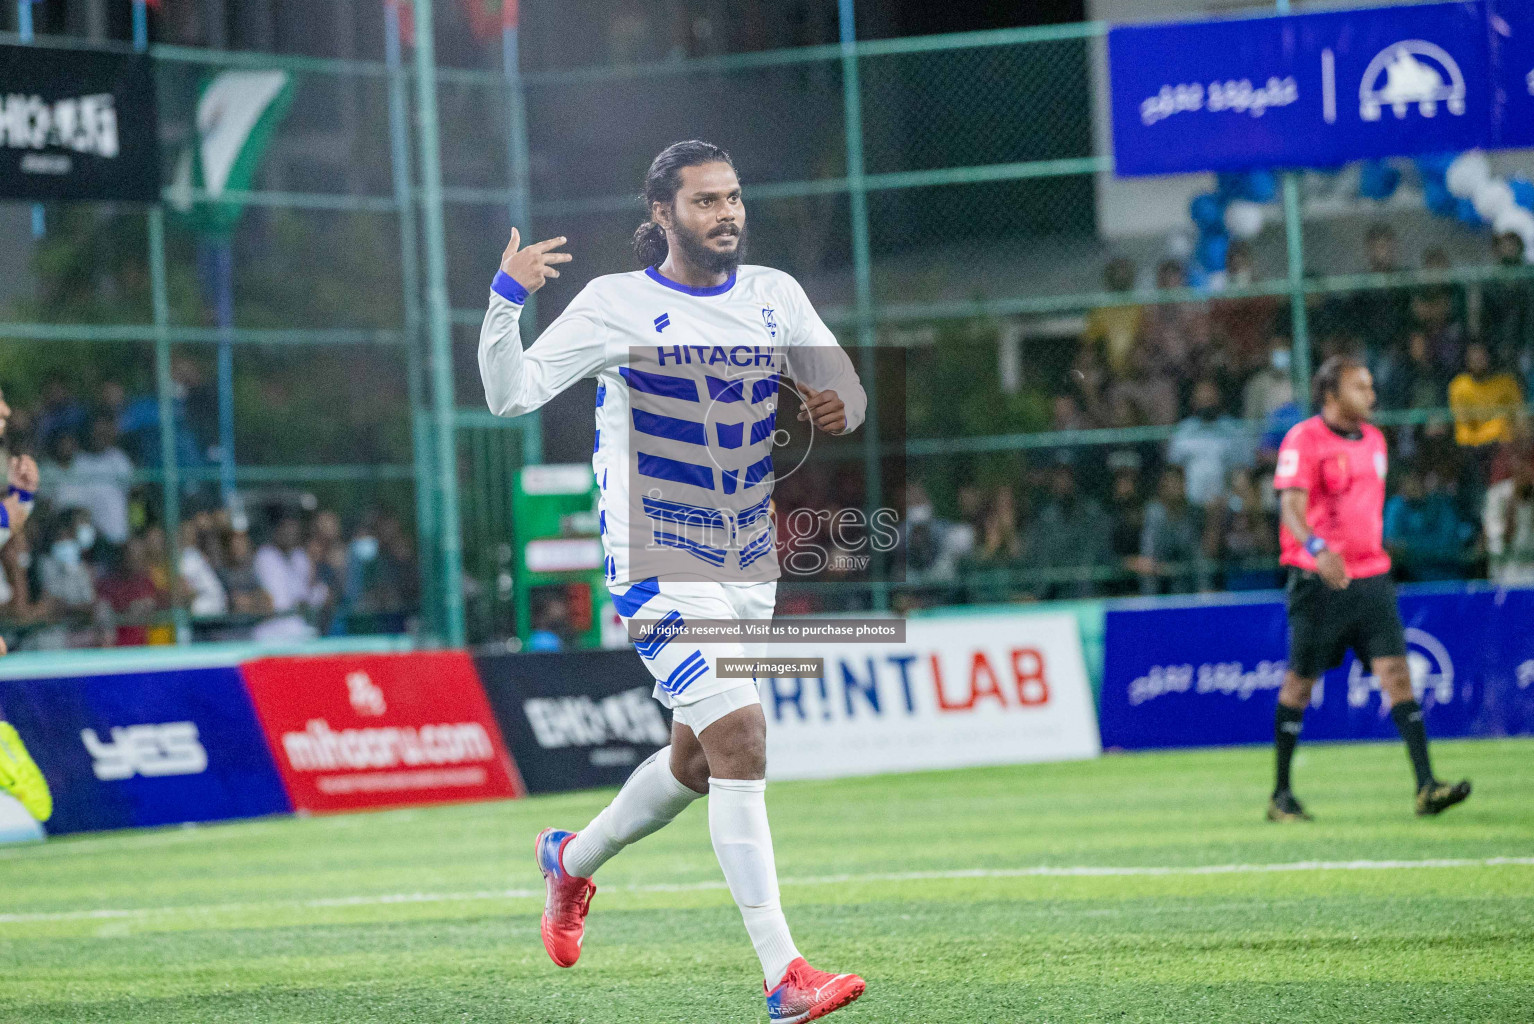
[1266,789,1313,822]
[1415,779,1472,816]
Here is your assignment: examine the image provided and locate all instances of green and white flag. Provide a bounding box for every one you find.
[168,70,295,236]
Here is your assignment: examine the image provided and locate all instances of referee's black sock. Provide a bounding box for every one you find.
[1390,699,1435,791]
[1273,703,1306,795]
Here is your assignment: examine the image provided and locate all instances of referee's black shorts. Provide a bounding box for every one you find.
[1285,569,1407,679]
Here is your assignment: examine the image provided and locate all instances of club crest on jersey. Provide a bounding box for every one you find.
[761,307,777,339]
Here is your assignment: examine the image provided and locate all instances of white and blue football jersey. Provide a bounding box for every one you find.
[479,264,866,587]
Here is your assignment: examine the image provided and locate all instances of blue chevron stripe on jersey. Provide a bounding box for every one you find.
[662,650,709,695]
[742,453,774,488]
[633,609,684,660]
[653,530,728,566]
[621,366,700,402]
[611,576,660,617]
[641,496,727,530]
[638,452,715,491]
[633,408,708,446]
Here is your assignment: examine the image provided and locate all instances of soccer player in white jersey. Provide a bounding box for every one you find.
[0,384,53,823]
[479,141,867,1022]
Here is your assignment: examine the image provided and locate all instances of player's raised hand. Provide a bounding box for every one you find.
[500,228,573,295]
[796,386,847,434]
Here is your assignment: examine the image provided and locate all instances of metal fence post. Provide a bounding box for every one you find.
[412,0,467,646]
[837,0,888,611]
[385,0,439,642]
[502,19,541,465]
[1276,0,1312,412]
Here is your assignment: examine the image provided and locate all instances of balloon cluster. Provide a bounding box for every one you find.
[1186,170,1278,279]
[1359,152,1534,264]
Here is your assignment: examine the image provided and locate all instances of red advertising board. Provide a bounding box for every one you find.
[240,652,522,813]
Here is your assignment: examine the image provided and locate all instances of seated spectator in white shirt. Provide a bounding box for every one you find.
[45,415,135,547]
[252,513,327,642]
[179,520,228,617]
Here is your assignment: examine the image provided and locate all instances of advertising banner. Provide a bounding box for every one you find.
[1099,587,1534,749]
[0,44,160,201]
[0,667,290,835]
[240,652,521,813]
[1490,1,1534,148]
[1108,3,1495,175]
[762,612,1101,781]
[475,649,671,794]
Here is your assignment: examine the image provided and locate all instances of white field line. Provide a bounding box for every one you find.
[2,856,1531,926]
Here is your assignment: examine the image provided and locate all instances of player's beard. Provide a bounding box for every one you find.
[670,220,745,276]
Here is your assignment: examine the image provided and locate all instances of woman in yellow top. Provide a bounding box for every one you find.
[1448,342,1525,448]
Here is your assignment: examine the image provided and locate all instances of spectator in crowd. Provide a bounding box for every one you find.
[96,535,171,647]
[178,518,228,618]
[1377,331,1448,412]
[1347,224,1411,353]
[1211,241,1282,376]
[1084,257,1142,376]
[1242,336,1295,423]
[1167,379,1253,508]
[1104,451,1146,595]
[1140,260,1210,372]
[1411,246,1467,371]
[1481,231,1534,382]
[221,528,274,621]
[527,592,570,651]
[1449,341,1525,515]
[35,508,100,649]
[901,482,972,587]
[307,510,346,632]
[1215,468,1279,590]
[1484,435,1534,585]
[1026,463,1114,599]
[1384,469,1468,582]
[253,512,328,641]
[1107,340,1179,426]
[33,377,87,453]
[64,413,135,548]
[1135,466,1206,595]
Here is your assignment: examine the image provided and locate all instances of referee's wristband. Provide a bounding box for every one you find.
[1304,535,1328,558]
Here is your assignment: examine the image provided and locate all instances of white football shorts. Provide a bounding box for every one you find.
[609,578,777,722]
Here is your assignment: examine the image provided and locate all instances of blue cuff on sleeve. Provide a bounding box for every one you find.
[0,504,8,529]
[492,270,529,306]
[8,486,34,503]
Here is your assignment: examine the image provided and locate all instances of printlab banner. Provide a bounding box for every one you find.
[761,612,1101,781]
[240,652,521,813]
[475,649,671,795]
[0,666,290,835]
[0,44,160,201]
[1108,2,1524,176]
[1099,587,1534,750]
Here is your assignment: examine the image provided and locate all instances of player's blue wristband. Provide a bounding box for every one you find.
[1304,535,1328,557]
[0,504,8,529]
[491,270,529,306]
[8,486,34,504]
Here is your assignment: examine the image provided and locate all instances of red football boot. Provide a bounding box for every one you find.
[534,828,595,967]
[764,957,866,1022]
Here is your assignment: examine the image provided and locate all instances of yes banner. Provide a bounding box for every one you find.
[1108,2,1529,176]
[762,612,1101,781]
[0,44,160,201]
[1099,587,1534,749]
[475,649,671,795]
[240,652,521,813]
[0,667,289,835]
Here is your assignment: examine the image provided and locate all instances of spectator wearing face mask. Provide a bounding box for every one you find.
[1167,379,1254,509]
[1243,337,1296,423]
[35,508,100,649]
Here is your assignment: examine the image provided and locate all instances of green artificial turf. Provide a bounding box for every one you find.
[1,738,1531,1023]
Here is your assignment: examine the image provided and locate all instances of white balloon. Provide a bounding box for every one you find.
[1165,229,1195,261]
[1473,179,1516,220]
[1224,200,1266,240]
[1446,151,1492,199]
[1492,205,1534,238]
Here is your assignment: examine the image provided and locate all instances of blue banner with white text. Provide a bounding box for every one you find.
[1108,2,1527,176]
[0,667,291,834]
[1099,587,1534,749]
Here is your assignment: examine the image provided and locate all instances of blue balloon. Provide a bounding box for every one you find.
[1191,193,1227,231]
[1414,152,1456,181]
[1455,197,1482,225]
[1424,179,1456,216]
[1243,169,1279,203]
[1196,232,1230,272]
[1509,179,1534,212]
[1358,161,1401,201]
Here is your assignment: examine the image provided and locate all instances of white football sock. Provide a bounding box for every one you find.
[562,747,701,879]
[708,777,801,986]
